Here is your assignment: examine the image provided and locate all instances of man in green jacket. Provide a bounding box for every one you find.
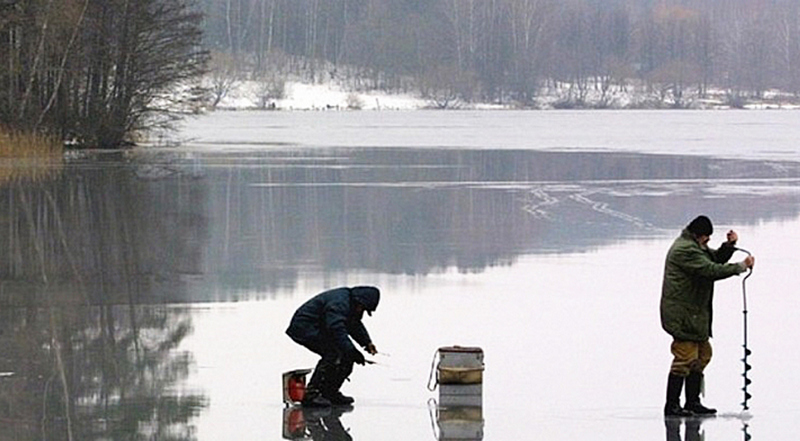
[660,215,755,417]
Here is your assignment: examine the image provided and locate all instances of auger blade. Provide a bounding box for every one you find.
[744,377,752,386]
[744,362,752,371]
[744,348,752,356]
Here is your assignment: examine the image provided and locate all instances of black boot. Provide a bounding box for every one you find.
[303,361,332,408]
[664,373,693,417]
[324,361,355,405]
[684,372,716,416]
[326,390,355,406]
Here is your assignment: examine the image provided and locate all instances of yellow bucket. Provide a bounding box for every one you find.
[438,366,484,385]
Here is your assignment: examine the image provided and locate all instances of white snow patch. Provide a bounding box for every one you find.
[214,79,428,111]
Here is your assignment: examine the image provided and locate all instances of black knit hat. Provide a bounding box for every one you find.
[688,215,713,236]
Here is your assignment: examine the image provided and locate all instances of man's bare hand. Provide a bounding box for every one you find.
[744,256,755,269]
[727,230,738,244]
[366,343,378,355]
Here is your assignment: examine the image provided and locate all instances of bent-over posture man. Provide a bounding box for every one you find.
[287,286,380,407]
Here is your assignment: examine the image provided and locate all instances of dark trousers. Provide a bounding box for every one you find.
[295,334,354,396]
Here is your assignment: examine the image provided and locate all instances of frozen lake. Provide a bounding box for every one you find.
[1,110,800,440]
[178,109,800,161]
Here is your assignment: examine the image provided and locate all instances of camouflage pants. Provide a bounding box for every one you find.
[670,340,712,376]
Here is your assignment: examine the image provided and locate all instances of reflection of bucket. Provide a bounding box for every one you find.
[282,407,307,440]
[428,400,484,441]
[282,369,312,406]
[437,407,484,441]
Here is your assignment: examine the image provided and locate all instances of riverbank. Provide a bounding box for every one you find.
[208,77,800,112]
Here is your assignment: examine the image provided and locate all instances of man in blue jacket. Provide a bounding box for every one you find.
[286,286,380,407]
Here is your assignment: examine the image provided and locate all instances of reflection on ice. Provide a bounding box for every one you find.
[665,418,705,441]
[3,147,799,303]
[0,304,206,440]
[431,403,484,441]
[665,415,753,441]
[283,406,354,441]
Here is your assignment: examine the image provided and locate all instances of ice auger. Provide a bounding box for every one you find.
[736,247,754,411]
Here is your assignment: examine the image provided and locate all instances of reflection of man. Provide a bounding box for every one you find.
[660,216,755,417]
[282,406,353,441]
[665,417,703,441]
[286,286,380,407]
[304,406,354,441]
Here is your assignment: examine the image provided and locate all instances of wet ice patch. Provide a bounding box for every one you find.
[705,181,800,197]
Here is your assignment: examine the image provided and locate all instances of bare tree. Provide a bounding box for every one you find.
[208,50,242,109]
[1,0,207,148]
[253,71,286,109]
[508,0,555,105]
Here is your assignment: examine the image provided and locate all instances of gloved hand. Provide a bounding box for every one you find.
[351,349,366,365]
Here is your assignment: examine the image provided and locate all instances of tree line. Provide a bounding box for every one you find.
[201,0,800,107]
[3,0,799,147]
[0,0,207,148]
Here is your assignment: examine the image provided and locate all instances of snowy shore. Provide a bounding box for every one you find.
[209,78,800,112]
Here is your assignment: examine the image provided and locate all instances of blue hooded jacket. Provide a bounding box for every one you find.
[286,286,380,356]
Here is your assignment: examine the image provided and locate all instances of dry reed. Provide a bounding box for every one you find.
[0,128,64,183]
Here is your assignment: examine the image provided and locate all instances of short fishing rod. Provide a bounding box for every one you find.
[736,247,754,412]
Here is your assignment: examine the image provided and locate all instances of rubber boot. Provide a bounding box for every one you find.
[664,373,693,417]
[684,371,716,416]
[302,361,332,408]
[324,362,355,405]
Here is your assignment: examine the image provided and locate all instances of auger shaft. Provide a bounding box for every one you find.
[737,247,753,411]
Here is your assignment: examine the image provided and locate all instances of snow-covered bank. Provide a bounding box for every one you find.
[211,79,429,111]
[207,77,800,112]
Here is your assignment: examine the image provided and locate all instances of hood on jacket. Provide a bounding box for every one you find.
[351,286,380,316]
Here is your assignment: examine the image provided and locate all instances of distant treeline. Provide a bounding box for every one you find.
[3,1,799,147]
[0,0,207,148]
[200,0,800,106]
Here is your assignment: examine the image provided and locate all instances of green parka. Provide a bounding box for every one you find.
[660,228,745,342]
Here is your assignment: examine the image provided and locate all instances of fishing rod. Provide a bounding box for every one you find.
[736,247,754,412]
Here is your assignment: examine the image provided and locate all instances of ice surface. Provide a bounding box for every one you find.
[2,111,799,440]
[175,109,800,162]
[172,111,800,440]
